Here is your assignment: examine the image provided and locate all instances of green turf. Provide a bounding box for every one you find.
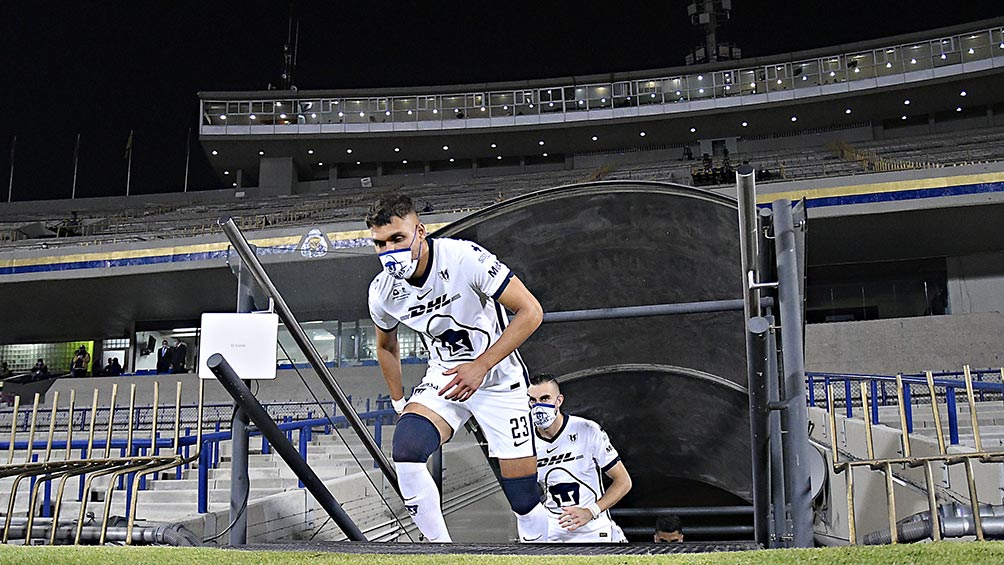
[2,542,1004,565]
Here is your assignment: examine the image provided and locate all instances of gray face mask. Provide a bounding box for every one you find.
[531,402,558,429]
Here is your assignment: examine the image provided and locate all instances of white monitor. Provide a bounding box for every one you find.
[198,313,279,380]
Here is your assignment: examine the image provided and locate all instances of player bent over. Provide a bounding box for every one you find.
[366,192,548,542]
[528,374,632,542]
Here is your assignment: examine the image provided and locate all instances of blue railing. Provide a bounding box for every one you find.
[806,369,1004,446]
[0,397,396,517]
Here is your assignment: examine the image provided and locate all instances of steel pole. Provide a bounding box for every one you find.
[772,199,813,548]
[228,249,256,545]
[207,353,366,541]
[766,314,788,547]
[542,298,753,323]
[737,164,769,546]
[218,217,399,495]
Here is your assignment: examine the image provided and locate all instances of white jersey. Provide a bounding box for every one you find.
[536,415,621,518]
[368,237,528,389]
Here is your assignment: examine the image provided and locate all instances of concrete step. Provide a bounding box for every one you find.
[151,476,301,491]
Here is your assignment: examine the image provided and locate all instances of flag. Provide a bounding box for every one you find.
[124,130,133,160]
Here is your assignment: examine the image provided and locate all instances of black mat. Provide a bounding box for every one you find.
[239,541,760,555]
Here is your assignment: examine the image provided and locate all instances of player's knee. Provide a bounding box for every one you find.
[392,413,441,463]
[500,474,541,516]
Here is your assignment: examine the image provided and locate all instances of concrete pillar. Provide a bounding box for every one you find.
[258,157,296,196]
[472,160,479,178]
[376,162,384,178]
[519,157,526,173]
[424,162,430,182]
[235,169,244,189]
[564,155,574,170]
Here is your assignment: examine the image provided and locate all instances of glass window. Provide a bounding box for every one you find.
[806,259,947,323]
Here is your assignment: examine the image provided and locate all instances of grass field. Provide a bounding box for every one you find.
[2,542,1004,565]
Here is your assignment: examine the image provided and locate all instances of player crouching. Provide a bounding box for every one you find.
[529,374,632,542]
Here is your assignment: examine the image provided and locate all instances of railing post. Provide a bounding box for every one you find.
[946,387,959,445]
[298,428,308,488]
[870,379,880,425]
[43,474,51,518]
[198,443,208,513]
[262,435,271,455]
[78,448,87,501]
[903,383,913,433]
[845,379,853,418]
[808,374,816,406]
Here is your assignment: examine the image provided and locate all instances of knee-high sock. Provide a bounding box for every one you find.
[396,461,452,542]
[515,502,549,542]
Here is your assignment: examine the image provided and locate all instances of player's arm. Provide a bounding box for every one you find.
[374,324,405,403]
[440,275,543,401]
[597,461,632,512]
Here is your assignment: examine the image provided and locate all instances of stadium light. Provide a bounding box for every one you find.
[698,75,703,80]
[639,132,646,137]
[308,149,314,154]
[957,106,963,112]
[497,155,502,160]
[538,140,544,146]
[385,110,391,116]
[442,145,449,150]
[449,158,455,162]
[542,152,548,157]
[591,136,598,141]
[212,150,219,156]
[219,114,226,120]
[258,150,264,156]
[432,109,439,114]
[346,149,353,154]
[311,113,317,118]
[318,162,324,166]
[960,90,967,96]
[845,108,852,114]
[250,114,257,120]
[407,110,413,115]
[690,127,696,133]
[359,112,365,117]
[338,112,344,117]
[356,161,361,165]
[742,121,748,127]
[790,116,798,122]
[491,143,497,148]
[904,99,910,105]
[402,159,408,164]
[394,147,400,152]
[901,115,907,120]
[968,48,975,55]
[279,113,287,119]
[233,182,237,187]
[224,171,230,175]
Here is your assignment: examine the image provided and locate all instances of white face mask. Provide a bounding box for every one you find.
[378,227,420,280]
[531,402,558,429]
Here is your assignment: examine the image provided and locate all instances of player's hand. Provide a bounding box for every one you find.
[439,361,487,401]
[558,507,593,531]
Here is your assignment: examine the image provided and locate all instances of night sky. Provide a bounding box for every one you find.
[2,1,1000,202]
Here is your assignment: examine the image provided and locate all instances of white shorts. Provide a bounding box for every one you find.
[545,514,627,543]
[406,369,534,459]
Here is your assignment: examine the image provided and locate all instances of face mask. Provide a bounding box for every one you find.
[531,403,558,429]
[378,227,420,280]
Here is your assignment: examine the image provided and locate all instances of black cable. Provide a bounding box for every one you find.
[276,340,414,542]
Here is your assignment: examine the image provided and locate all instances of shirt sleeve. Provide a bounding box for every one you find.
[368,282,398,332]
[591,423,621,473]
[463,241,514,300]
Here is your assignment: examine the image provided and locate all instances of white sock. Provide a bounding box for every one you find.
[396,461,452,542]
[515,502,549,542]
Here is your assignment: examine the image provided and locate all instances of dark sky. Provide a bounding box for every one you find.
[2,1,1001,202]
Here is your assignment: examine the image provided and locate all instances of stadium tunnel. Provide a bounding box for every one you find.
[436,181,753,540]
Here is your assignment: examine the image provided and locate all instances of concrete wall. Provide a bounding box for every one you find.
[805,313,1004,375]
[948,251,1004,315]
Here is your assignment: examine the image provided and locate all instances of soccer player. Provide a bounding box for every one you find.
[366,192,548,543]
[528,374,632,543]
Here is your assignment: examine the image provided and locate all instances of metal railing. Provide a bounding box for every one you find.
[201,25,1004,133]
[817,364,1004,543]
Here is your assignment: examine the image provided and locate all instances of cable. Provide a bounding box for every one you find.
[275,341,411,541]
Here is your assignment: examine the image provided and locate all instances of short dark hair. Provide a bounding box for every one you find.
[655,514,682,534]
[529,373,559,387]
[365,192,416,228]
